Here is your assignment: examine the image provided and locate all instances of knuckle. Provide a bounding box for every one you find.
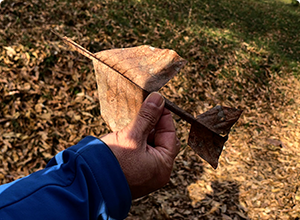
[139,107,157,126]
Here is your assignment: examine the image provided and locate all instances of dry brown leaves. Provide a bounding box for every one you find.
[1,0,300,219]
[0,41,107,182]
[128,57,300,219]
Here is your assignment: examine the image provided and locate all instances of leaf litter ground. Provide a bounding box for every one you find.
[1,0,300,219]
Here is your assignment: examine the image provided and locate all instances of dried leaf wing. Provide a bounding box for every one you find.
[93,45,186,131]
[94,58,147,131]
[94,45,187,92]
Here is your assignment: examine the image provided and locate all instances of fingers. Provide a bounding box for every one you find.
[120,92,180,159]
[154,108,181,159]
[126,92,165,140]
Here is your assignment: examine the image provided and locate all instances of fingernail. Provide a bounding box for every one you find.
[145,92,164,107]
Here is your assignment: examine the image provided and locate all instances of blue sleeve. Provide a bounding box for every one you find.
[0,136,132,220]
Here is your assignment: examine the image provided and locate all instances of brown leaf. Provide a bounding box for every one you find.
[93,45,186,131]
[188,106,242,169]
[94,46,186,92]
[266,138,286,148]
[196,105,243,136]
[63,36,186,131]
[93,46,186,131]
[94,60,148,131]
[188,121,228,169]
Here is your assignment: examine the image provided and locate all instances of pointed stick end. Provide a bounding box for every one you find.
[54,33,95,61]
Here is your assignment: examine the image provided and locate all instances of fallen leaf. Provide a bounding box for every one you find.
[4,46,16,57]
[266,138,286,148]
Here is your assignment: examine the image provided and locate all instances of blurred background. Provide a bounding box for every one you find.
[1,0,300,219]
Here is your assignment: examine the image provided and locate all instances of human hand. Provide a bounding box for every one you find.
[100,92,180,199]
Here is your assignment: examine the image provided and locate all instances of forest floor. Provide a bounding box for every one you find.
[1,0,300,219]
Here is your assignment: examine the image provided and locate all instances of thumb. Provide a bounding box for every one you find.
[130,92,165,138]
